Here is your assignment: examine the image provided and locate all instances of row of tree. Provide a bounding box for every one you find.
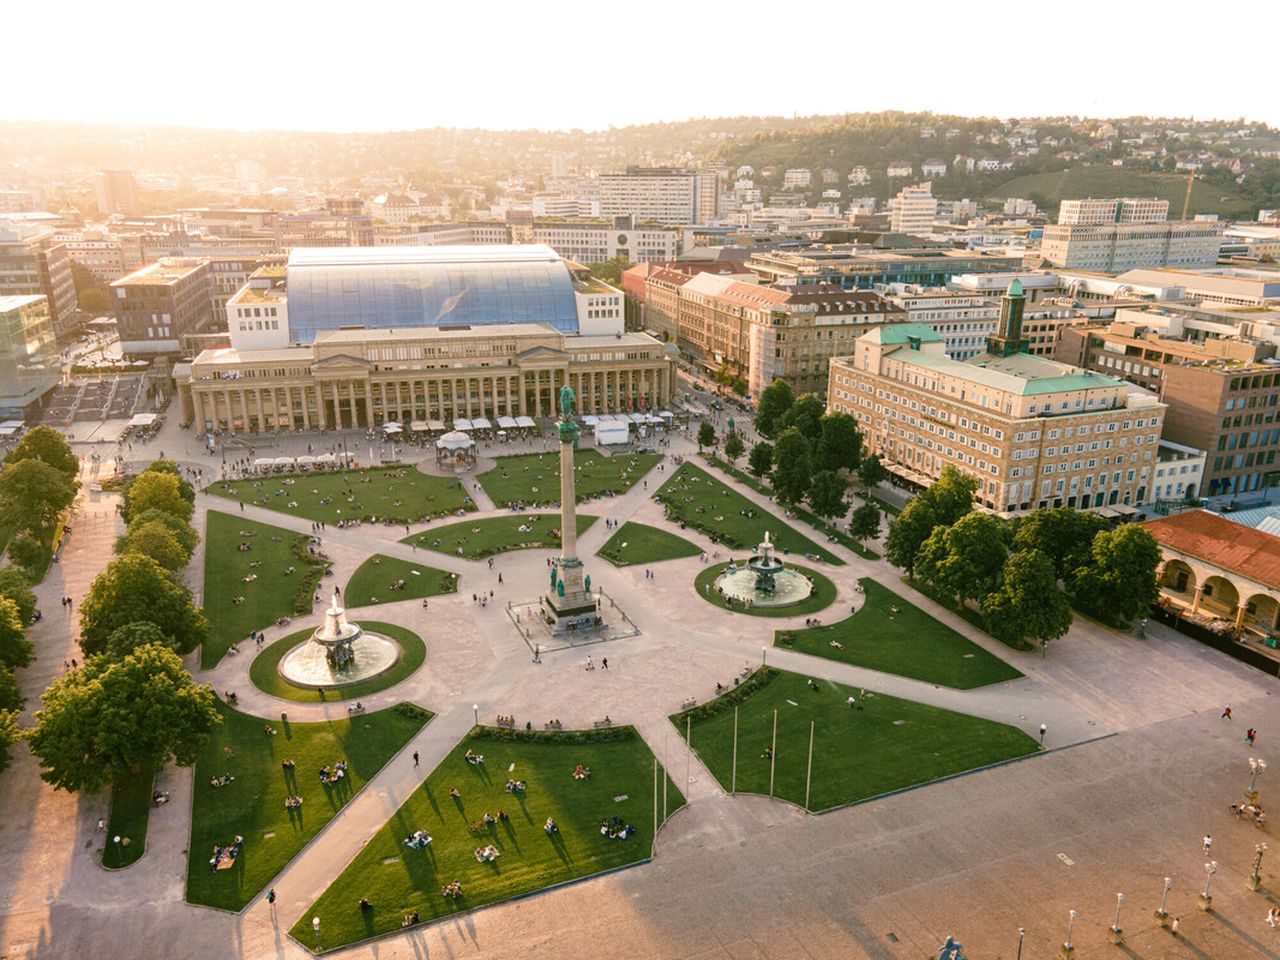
[24,459,221,794]
[0,426,81,580]
[884,466,1163,650]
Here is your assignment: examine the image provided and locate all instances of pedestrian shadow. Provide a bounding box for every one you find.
[547,830,572,865]
[500,817,522,855]
[1207,909,1278,957]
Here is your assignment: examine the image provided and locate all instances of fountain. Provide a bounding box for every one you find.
[714,532,814,608]
[278,591,401,688]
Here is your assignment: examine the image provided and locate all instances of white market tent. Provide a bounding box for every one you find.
[595,421,631,446]
[627,412,646,424]
[315,453,337,464]
[273,456,295,467]
[382,423,403,434]
[0,426,17,438]
[515,416,537,429]
[452,418,474,431]
[295,455,316,466]
[410,420,430,433]
[582,415,600,426]
[127,412,158,428]
[472,417,493,430]
[427,419,446,432]
[254,458,274,468]
[497,416,518,430]
[0,420,23,430]
[436,430,475,451]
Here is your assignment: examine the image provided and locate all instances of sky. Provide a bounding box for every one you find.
[10,0,1278,132]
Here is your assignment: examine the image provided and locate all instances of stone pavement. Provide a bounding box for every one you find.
[3,404,1280,960]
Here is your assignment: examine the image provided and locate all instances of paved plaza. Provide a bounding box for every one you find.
[2,393,1280,960]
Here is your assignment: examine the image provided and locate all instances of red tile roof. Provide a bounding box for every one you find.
[1143,509,1280,591]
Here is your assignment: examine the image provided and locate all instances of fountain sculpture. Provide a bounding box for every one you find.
[714,532,814,608]
[278,590,401,688]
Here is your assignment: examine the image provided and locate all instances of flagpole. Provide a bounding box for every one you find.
[769,709,777,798]
[805,720,814,812]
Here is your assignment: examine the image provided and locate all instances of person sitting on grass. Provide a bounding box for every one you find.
[401,911,420,927]
[464,750,484,765]
[505,779,527,793]
[449,787,461,799]
[572,764,591,780]
[359,897,372,911]
[263,724,276,736]
[544,817,559,835]
[762,746,773,760]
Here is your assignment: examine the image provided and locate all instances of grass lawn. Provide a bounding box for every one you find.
[904,576,1036,651]
[694,561,836,618]
[202,512,325,669]
[989,165,1252,218]
[478,449,661,507]
[186,701,430,912]
[402,513,596,560]
[656,463,842,565]
[291,727,683,947]
[671,668,1039,812]
[101,767,154,869]
[345,555,458,608]
[207,466,473,524]
[598,521,699,567]
[249,622,427,703]
[776,578,1023,689]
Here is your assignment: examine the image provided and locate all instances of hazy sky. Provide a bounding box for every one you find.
[11,0,1277,132]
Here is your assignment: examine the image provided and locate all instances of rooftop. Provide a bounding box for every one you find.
[287,244,563,268]
[1144,509,1280,591]
[0,295,46,313]
[111,258,206,286]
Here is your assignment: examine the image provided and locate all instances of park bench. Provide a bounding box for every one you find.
[593,719,613,729]
[544,721,562,731]
[495,717,515,729]
[681,697,697,709]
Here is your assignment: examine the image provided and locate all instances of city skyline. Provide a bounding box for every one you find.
[6,0,1279,133]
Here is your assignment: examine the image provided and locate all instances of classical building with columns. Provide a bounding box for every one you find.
[175,324,674,432]
[173,243,674,432]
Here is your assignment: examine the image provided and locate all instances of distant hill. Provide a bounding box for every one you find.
[988,166,1252,218]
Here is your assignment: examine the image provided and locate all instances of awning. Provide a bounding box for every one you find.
[515,416,536,429]
[0,426,19,437]
[295,455,316,465]
[382,424,403,434]
[254,458,274,467]
[497,416,518,429]
[0,420,24,430]
[273,457,295,466]
[383,420,402,429]
[315,453,336,463]
[410,420,430,432]
[472,417,493,430]
[452,418,473,431]
[427,419,446,431]
[127,413,158,427]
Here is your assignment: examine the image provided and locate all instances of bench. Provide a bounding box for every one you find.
[495,718,515,729]
[681,697,697,709]
[544,722,563,731]
[593,719,613,729]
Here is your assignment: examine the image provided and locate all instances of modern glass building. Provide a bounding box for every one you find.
[284,245,580,343]
[0,295,59,419]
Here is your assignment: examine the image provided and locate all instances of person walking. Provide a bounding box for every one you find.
[1203,834,1213,855]
[601,657,608,670]
[1247,728,1258,745]
[413,751,420,768]
[586,655,594,671]
[1223,706,1234,720]
[266,888,276,908]
[1171,917,1180,937]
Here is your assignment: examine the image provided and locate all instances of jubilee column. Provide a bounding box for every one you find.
[547,385,594,619]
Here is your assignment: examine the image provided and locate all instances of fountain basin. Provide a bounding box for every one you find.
[716,565,814,608]
[278,630,401,688]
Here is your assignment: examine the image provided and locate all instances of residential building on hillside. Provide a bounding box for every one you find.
[0,295,59,419]
[887,161,913,178]
[95,170,141,216]
[783,169,812,189]
[921,160,948,178]
[828,282,1166,513]
[889,182,938,236]
[598,167,719,225]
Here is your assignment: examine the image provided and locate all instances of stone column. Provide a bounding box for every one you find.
[317,382,328,429]
[255,389,265,433]
[364,379,374,427]
[1192,584,1204,614]
[299,385,310,430]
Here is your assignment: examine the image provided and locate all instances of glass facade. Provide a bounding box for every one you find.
[0,295,59,417]
[286,246,579,343]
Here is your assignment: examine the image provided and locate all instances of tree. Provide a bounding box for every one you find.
[1013,507,1109,581]
[79,554,208,657]
[983,548,1073,652]
[138,459,195,506]
[0,665,22,713]
[128,508,199,556]
[0,597,32,670]
[0,568,37,626]
[849,502,881,545]
[105,621,172,660]
[723,432,745,464]
[1068,524,1163,625]
[858,453,888,492]
[815,412,862,473]
[884,497,940,577]
[781,393,825,442]
[4,425,79,480]
[915,512,1009,605]
[771,428,813,504]
[6,535,47,577]
[78,288,110,315]
[121,471,193,523]
[928,465,979,527]
[696,421,716,452]
[27,643,222,794]
[754,379,794,439]
[807,470,849,523]
[0,708,18,777]
[116,521,190,572]
[748,441,774,480]
[0,458,78,533]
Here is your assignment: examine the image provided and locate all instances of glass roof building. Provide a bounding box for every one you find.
[285,245,580,342]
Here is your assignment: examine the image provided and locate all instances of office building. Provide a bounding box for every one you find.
[745,246,1023,290]
[0,222,78,341]
[1058,198,1169,225]
[827,282,1165,513]
[55,232,126,284]
[226,265,288,350]
[1148,440,1207,505]
[889,182,938,236]
[1041,198,1224,272]
[598,168,719,225]
[531,217,681,265]
[95,170,142,217]
[110,258,212,356]
[0,296,59,419]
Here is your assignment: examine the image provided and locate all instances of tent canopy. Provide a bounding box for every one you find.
[295,455,316,465]
[382,424,403,434]
[471,417,493,430]
[273,457,295,466]
[254,458,274,467]
[427,419,446,431]
[127,412,158,427]
[410,420,430,432]
[452,418,473,431]
[515,416,537,429]
[436,430,475,451]
[315,453,336,463]
[497,416,518,429]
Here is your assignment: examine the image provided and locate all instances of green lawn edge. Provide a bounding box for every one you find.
[101,767,154,869]
[598,521,700,567]
[775,578,1024,689]
[249,621,427,703]
[477,449,661,507]
[401,513,596,560]
[344,555,458,608]
[694,561,836,618]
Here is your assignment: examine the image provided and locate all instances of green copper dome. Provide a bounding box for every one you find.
[1007,278,1024,297]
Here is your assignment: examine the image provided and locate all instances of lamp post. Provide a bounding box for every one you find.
[1250,842,1268,890]
[472,703,479,726]
[1015,927,1026,960]
[1247,757,1266,805]
[1155,876,1172,925]
[762,646,767,667]
[1200,860,1218,911]
[1109,893,1125,944]
[1061,909,1078,956]
[1039,723,1047,745]
[312,916,321,951]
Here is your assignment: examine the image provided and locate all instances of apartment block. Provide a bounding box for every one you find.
[95,170,141,217]
[111,258,213,356]
[889,182,937,236]
[598,168,719,225]
[0,222,78,341]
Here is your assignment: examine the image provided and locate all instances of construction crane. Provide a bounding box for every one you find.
[1181,170,1196,220]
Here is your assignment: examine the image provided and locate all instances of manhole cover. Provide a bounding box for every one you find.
[886,933,899,944]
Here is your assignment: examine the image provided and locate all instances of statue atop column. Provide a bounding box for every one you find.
[557,385,579,444]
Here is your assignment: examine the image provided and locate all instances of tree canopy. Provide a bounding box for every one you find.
[781,393,825,442]
[105,621,173,660]
[0,667,22,713]
[0,597,32,671]
[747,441,774,479]
[127,508,199,556]
[857,453,888,491]
[79,554,207,657]
[849,502,881,545]
[723,431,745,464]
[121,471,193,523]
[754,379,794,439]
[771,428,813,504]
[0,709,18,777]
[27,643,222,794]
[884,497,939,577]
[0,458,78,534]
[4,426,79,480]
[1013,507,1109,580]
[1068,524,1163,625]
[0,568,37,626]
[116,520,190,572]
[806,470,848,523]
[916,512,1009,605]
[814,412,862,473]
[696,421,716,452]
[983,548,1073,651]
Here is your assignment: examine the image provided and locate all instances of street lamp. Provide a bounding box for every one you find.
[1039,723,1047,745]
[1155,876,1172,924]
[762,646,767,667]
[1200,860,1218,911]
[1015,926,1026,960]
[472,703,479,726]
[1109,892,1125,944]
[1063,908,1078,955]
[1250,842,1268,890]
[312,916,321,950]
[1248,757,1267,803]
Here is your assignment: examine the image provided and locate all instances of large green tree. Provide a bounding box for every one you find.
[27,643,222,794]
[0,665,22,713]
[771,428,813,504]
[0,708,18,777]
[884,497,940,577]
[79,554,208,657]
[121,471,193,523]
[754,378,794,439]
[781,393,825,442]
[1068,524,1163,625]
[0,458,78,534]
[928,466,979,527]
[747,441,774,480]
[105,621,173,660]
[858,452,888,492]
[0,568,37,626]
[723,431,745,464]
[696,421,716,452]
[815,412,862,473]
[0,597,32,670]
[6,535,47,577]
[983,548,1073,652]
[1013,507,1109,580]
[128,508,199,556]
[915,512,1009,605]
[4,425,79,480]
[849,502,881,546]
[806,470,848,523]
[136,459,195,505]
[116,520,190,572]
